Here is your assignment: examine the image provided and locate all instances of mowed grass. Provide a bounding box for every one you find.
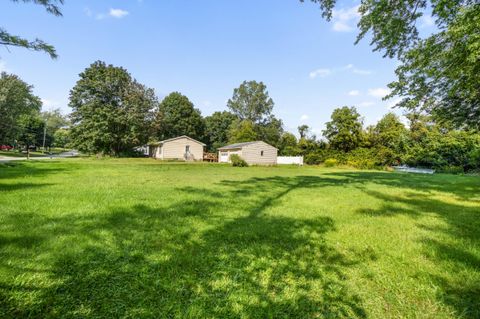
[0,159,479,318]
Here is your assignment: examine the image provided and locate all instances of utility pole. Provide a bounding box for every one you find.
[42,122,47,152]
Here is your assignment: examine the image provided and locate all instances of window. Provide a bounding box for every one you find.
[185,145,190,153]
[261,150,264,156]
[221,152,228,156]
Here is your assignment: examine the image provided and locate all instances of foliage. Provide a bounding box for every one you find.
[229,153,248,167]
[304,0,479,128]
[228,120,258,144]
[154,92,205,142]
[323,106,363,152]
[16,113,45,149]
[298,124,310,139]
[53,128,70,148]
[40,108,69,148]
[278,132,298,155]
[0,72,42,145]
[69,61,157,155]
[227,80,274,124]
[255,116,284,148]
[324,158,338,167]
[388,5,480,129]
[204,111,237,151]
[1,0,63,58]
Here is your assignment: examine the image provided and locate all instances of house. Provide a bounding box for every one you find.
[218,141,277,165]
[149,135,205,161]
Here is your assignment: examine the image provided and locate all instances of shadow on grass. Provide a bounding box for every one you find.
[0,161,68,181]
[0,175,367,318]
[326,171,480,318]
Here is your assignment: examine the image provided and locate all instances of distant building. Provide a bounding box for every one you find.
[149,135,205,161]
[218,141,277,165]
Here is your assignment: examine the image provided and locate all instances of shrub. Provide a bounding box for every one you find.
[230,154,248,167]
[324,158,338,167]
[305,153,323,165]
[438,165,464,174]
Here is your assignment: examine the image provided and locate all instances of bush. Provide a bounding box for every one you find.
[438,165,464,174]
[324,158,338,167]
[230,154,248,167]
[305,153,323,165]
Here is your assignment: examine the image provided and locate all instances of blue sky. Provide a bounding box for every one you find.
[0,0,434,136]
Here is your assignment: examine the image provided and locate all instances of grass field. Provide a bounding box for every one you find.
[0,159,479,318]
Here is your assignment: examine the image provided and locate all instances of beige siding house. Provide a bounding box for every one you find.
[149,136,205,161]
[218,141,277,165]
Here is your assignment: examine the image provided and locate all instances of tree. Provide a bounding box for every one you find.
[17,113,45,158]
[298,125,310,139]
[204,111,238,151]
[227,81,274,124]
[256,116,284,148]
[278,132,298,155]
[387,6,480,129]
[69,61,157,155]
[1,0,63,58]
[41,108,69,148]
[323,106,363,152]
[0,72,42,145]
[303,1,479,128]
[228,120,258,144]
[154,92,205,142]
[53,128,70,149]
[371,113,407,150]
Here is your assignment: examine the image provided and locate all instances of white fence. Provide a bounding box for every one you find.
[277,156,304,165]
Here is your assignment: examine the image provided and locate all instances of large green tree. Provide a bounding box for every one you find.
[70,61,157,155]
[228,120,258,144]
[1,0,63,58]
[323,106,363,152]
[154,92,205,142]
[40,108,69,148]
[204,111,238,151]
[0,72,42,144]
[17,113,45,158]
[304,0,479,128]
[227,81,274,124]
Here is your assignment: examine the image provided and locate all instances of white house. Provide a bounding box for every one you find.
[149,135,205,161]
[218,141,277,165]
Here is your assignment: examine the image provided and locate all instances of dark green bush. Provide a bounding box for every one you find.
[230,154,248,167]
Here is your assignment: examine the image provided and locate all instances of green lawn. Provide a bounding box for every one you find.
[1,159,479,318]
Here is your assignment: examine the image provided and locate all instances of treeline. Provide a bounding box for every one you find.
[1,61,479,173]
[0,72,70,151]
[288,107,480,174]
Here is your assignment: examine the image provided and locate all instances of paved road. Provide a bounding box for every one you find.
[0,151,80,163]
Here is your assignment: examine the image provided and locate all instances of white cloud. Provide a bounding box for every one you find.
[331,5,360,32]
[348,90,360,96]
[343,64,372,75]
[368,87,391,98]
[358,101,375,107]
[109,8,129,18]
[300,114,310,121]
[352,68,372,75]
[309,68,332,79]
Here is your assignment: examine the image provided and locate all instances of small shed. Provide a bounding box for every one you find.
[149,135,205,161]
[218,141,277,165]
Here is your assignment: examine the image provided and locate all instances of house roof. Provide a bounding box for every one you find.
[149,135,206,146]
[218,141,276,150]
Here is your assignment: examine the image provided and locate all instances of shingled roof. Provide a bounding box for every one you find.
[218,141,263,150]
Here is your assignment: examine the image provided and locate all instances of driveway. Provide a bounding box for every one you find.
[0,150,80,163]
